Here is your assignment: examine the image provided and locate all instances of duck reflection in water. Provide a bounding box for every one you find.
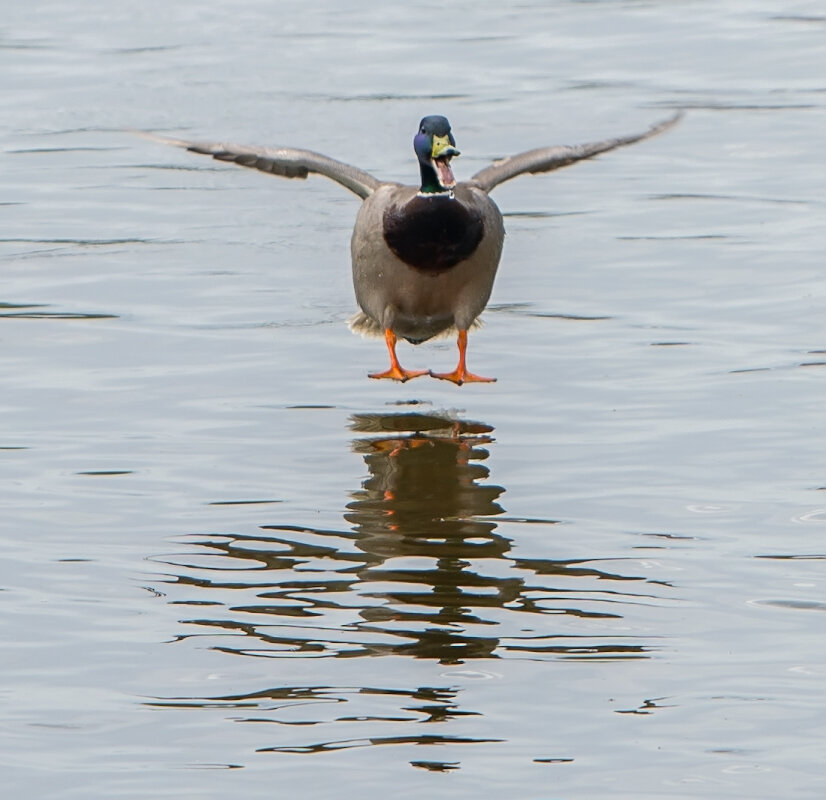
[347,412,505,544]
[342,411,508,662]
[156,411,658,666]
[148,411,663,749]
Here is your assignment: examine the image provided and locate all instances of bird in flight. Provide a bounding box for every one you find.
[145,111,681,384]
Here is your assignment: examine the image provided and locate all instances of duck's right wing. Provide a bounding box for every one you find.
[470,112,682,194]
[140,133,383,200]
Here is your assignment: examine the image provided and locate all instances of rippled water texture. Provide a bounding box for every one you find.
[2,2,825,798]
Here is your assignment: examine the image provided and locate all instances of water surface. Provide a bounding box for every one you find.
[2,1,825,798]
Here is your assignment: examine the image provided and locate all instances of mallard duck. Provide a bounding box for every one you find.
[147,112,681,384]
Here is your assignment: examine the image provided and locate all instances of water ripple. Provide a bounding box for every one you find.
[150,412,673,665]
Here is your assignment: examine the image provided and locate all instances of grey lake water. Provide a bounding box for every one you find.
[2,1,825,797]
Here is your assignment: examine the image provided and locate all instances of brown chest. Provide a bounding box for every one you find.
[382,194,485,272]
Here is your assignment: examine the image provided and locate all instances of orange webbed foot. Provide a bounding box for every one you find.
[429,329,496,386]
[368,365,429,382]
[429,368,496,386]
[368,328,428,382]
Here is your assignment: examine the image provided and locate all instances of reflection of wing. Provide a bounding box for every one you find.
[470,112,683,194]
[141,132,383,200]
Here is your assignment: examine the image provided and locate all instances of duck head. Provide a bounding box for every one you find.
[414,115,460,194]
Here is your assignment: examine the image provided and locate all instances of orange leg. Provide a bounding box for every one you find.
[368,328,428,382]
[430,330,496,385]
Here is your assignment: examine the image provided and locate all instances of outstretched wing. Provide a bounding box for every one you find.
[470,112,682,194]
[141,132,383,200]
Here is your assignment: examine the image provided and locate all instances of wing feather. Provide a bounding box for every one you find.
[470,112,683,193]
[140,132,383,199]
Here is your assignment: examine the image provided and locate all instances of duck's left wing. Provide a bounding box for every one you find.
[470,112,682,194]
[141,133,383,199]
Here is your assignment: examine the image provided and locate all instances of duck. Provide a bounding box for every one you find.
[146,112,681,384]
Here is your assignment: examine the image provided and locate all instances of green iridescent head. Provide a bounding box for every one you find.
[413,115,460,194]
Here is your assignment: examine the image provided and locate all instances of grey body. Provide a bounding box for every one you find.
[350,183,504,342]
